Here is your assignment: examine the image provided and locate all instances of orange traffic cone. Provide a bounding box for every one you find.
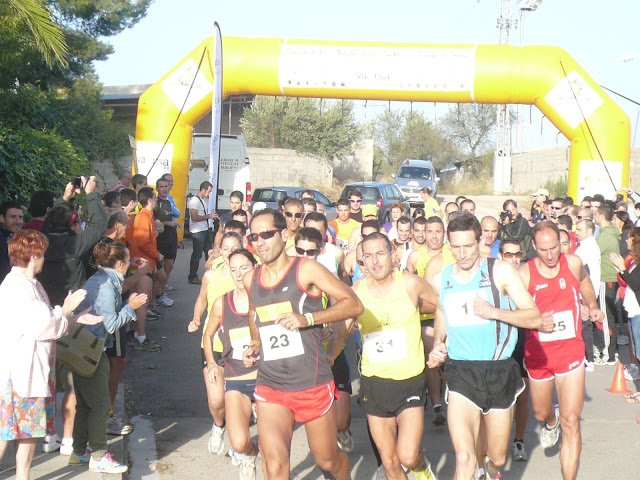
[606,363,633,394]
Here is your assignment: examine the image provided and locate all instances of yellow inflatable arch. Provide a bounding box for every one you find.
[135,36,630,232]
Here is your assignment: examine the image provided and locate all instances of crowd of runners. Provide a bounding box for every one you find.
[3,172,639,480]
[185,185,640,480]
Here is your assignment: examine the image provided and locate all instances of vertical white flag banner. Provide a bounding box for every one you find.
[208,22,223,228]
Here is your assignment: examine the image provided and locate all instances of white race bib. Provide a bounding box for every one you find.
[229,327,251,361]
[259,324,305,361]
[444,291,490,327]
[362,328,407,363]
[335,238,349,254]
[539,310,576,342]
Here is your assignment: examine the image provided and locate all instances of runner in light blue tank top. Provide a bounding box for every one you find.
[440,257,517,361]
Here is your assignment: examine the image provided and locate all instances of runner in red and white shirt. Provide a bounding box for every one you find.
[518,221,603,480]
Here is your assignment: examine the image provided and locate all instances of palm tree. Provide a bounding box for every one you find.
[6,0,68,67]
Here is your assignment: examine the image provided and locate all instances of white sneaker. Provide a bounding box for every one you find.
[165,284,174,291]
[337,429,354,453]
[207,423,225,455]
[239,448,258,480]
[539,406,560,448]
[41,434,62,453]
[155,294,174,307]
[585,360,595,372]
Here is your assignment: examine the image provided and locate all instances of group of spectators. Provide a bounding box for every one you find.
[0,169,190,477]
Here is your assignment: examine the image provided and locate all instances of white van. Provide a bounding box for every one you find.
[188,133,251,212]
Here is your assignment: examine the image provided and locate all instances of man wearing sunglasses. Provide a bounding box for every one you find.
[349,190,364,223]
[242,209,363,480]
[283,198,304,249]
[302,213,345,280]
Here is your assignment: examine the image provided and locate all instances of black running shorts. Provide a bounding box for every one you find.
[359,372,426,418]
[445,357,524,414]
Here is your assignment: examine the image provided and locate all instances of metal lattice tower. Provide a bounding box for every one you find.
[493,0,513,193]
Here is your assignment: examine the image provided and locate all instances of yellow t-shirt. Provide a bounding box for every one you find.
[356,271,424,380]
[423,197,440,219]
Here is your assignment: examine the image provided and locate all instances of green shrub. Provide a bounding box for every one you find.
[0,122,88,207]
[542,177,569,199]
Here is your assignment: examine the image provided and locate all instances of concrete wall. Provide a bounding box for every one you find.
[511,147,640,193]
[333,139,374,182]
[248,147,333,190]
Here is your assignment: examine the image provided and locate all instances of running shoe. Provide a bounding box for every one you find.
[134,338,161,352]
[594,356,616,366]
[411,453,436,480]
[584,360,595,372]
[207,422,226,455]
[165,284,174,291]
[107,414,134,435]
[539,406,560,449]
[512,440,528,461]
[146,309,159,321]
[432,405,447,426]
[227,447,242,466]
[41,434,62,453]
[155,294,174,307]
[239,446,258,480]
[60,441,73,456]
[624,365,640,381]
[69,449,92,465]
[148,306,163,317]
[483,454,502,479]
[89,453,128,474]
[618,333,630,346]
[337,429,354,453]
[188,276,202,285]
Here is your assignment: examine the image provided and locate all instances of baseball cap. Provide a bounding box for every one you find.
[531,188,550,197]
[362,205,378,217]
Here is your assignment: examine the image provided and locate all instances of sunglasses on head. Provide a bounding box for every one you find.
[285,211,303,219]
[295,246,320,257]
[502,251,522,259]
[247,229,281,242]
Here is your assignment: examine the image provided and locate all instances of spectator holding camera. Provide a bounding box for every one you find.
[499,199,535,261]
[37,175,108,454]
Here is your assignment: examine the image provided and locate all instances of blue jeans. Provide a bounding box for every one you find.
[189,230,212,280]
[629,314,640,360]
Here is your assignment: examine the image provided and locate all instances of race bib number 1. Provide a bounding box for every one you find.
[259,324,305,361]
[444,291,490,327]
[539,310,576,342]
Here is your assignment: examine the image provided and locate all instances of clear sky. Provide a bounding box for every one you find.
[94,0,640,149]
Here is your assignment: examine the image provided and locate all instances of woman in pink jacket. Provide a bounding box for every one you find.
[0,230,100,480]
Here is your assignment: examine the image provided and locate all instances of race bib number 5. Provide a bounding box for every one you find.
[444,291,490,327]
[362,328,407,363]
[539,310,576,342]
[259,324,305,361]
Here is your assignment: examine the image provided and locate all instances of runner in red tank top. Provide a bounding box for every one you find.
[519,221,603,480]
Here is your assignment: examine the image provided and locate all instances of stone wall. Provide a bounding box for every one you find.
[333,139,374,182]
[511,147,640,193]
[247,148,333,190]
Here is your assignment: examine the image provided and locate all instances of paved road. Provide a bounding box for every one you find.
[121,239,640,480]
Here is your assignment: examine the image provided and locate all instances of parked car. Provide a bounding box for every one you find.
[251,187,337,221]
[392,159,439,207]
[339,182,410,224]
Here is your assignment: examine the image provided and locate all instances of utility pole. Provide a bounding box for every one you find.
[493,0,513,194]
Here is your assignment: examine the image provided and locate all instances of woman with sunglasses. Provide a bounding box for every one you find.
[188,231,242,457]
[203,249,259,480]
